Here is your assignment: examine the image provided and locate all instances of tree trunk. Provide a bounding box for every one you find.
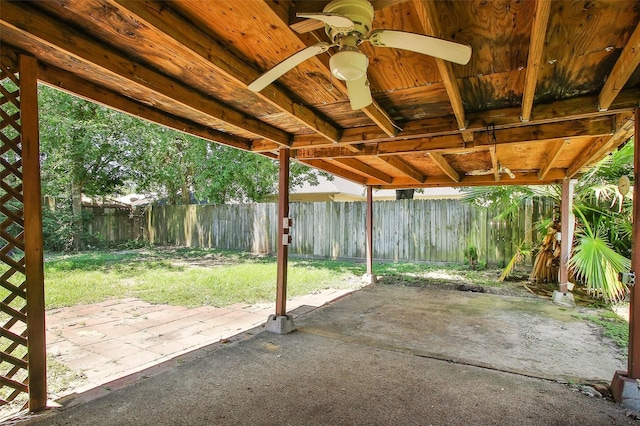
[181,179,190,204]
[71,181,83,250]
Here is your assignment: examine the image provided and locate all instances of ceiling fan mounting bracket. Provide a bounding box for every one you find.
[323,0,375,42]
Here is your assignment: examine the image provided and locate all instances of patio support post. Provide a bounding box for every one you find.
[265,147,295,334]
[559,177,575,292]
[611,107,640,408]
[629,107,640,379]
[363,186,376,284]
[21,55,47,411]
[552,177,576,307]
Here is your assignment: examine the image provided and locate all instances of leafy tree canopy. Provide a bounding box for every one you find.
[38,85,328,204]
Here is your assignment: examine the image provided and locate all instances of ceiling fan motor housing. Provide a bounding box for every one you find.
[323,0,375,41]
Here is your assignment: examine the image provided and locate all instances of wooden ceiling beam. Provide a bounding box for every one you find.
[0,1,291,146]
[113,0,341,144]
[413,0,470,141]
[290,89,640,149]
[301,159,369,185]
[428,153,460,183]
[332,158,394,183]
[379,156,426,183]
[374,170,568,189]
[38,63,254,151]
[489,146,500,182]
[521,0,551,122]
[264,1,399,137]
[251,139,282,153]
[566,136,609,178]
[294,117,615,159]
[294,145,379,159]
[567,116,635,177]
[537,139,567,179]
[598,21,640,111]
[292,116,462,149]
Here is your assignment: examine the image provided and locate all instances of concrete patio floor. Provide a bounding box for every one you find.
[15,283,638,425]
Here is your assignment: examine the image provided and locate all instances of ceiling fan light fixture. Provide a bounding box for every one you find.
[330,49,368,81]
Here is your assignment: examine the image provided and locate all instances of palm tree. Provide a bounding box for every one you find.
[462,140,634,301]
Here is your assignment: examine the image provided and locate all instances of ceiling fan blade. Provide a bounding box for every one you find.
[346,75,373,110]
[369,30,472,65]
[248,43,332,92]
[295,12,355,31]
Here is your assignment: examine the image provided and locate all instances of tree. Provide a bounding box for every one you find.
[190,142,324,204]
[37,86,329,249]
[39,85,151,248]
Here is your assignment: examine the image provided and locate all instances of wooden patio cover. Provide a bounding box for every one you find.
[1,0,640,413]
[2,0,639,187]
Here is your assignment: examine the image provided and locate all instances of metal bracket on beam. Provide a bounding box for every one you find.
[282,217,292,229]
[620,271,636,286]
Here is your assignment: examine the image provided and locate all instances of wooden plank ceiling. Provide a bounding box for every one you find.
[1,0,639,188]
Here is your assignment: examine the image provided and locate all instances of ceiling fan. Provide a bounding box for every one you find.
[248,0,472,110]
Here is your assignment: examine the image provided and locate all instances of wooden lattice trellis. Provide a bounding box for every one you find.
[0,52,46,413]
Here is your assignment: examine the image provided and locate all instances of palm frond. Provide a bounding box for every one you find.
[499,241,532,282]
[568,214,631,301]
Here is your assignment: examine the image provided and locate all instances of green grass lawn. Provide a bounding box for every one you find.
[32,247,513,309]
[37,247,525,309]
[40,248,366,308]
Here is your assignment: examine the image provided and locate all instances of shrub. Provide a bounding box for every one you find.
[42,200,77,252]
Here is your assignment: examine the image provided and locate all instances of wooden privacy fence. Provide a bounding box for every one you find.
[83,206,143,244]
[144,198,553,266]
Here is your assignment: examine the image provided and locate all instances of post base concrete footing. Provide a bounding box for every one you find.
[361,274,377,284]
[552,290,575,308]
[265,314,295,335]
[611,370,640,411]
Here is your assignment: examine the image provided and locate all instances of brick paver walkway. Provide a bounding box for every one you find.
[45,288,356,399]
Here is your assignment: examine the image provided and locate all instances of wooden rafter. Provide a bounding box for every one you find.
[264,1,398,138]
[332,158,394,183]
[38,63,253,151]
[567,116,635,177]
[251,139,282,153]
[301,159,369,185]
[567,136,614,178]
[379,156,426,183]
[286,90,639,150]
[293,117,615,159]
[599,22,640,111]
[373,170,568,188]
[428,153,460,182]
[113,0,341,144]
[538,139,566,179]
[521,0,551,122]
[413,0,471,142]
[0,1,291,146]
[489,146,500,181]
